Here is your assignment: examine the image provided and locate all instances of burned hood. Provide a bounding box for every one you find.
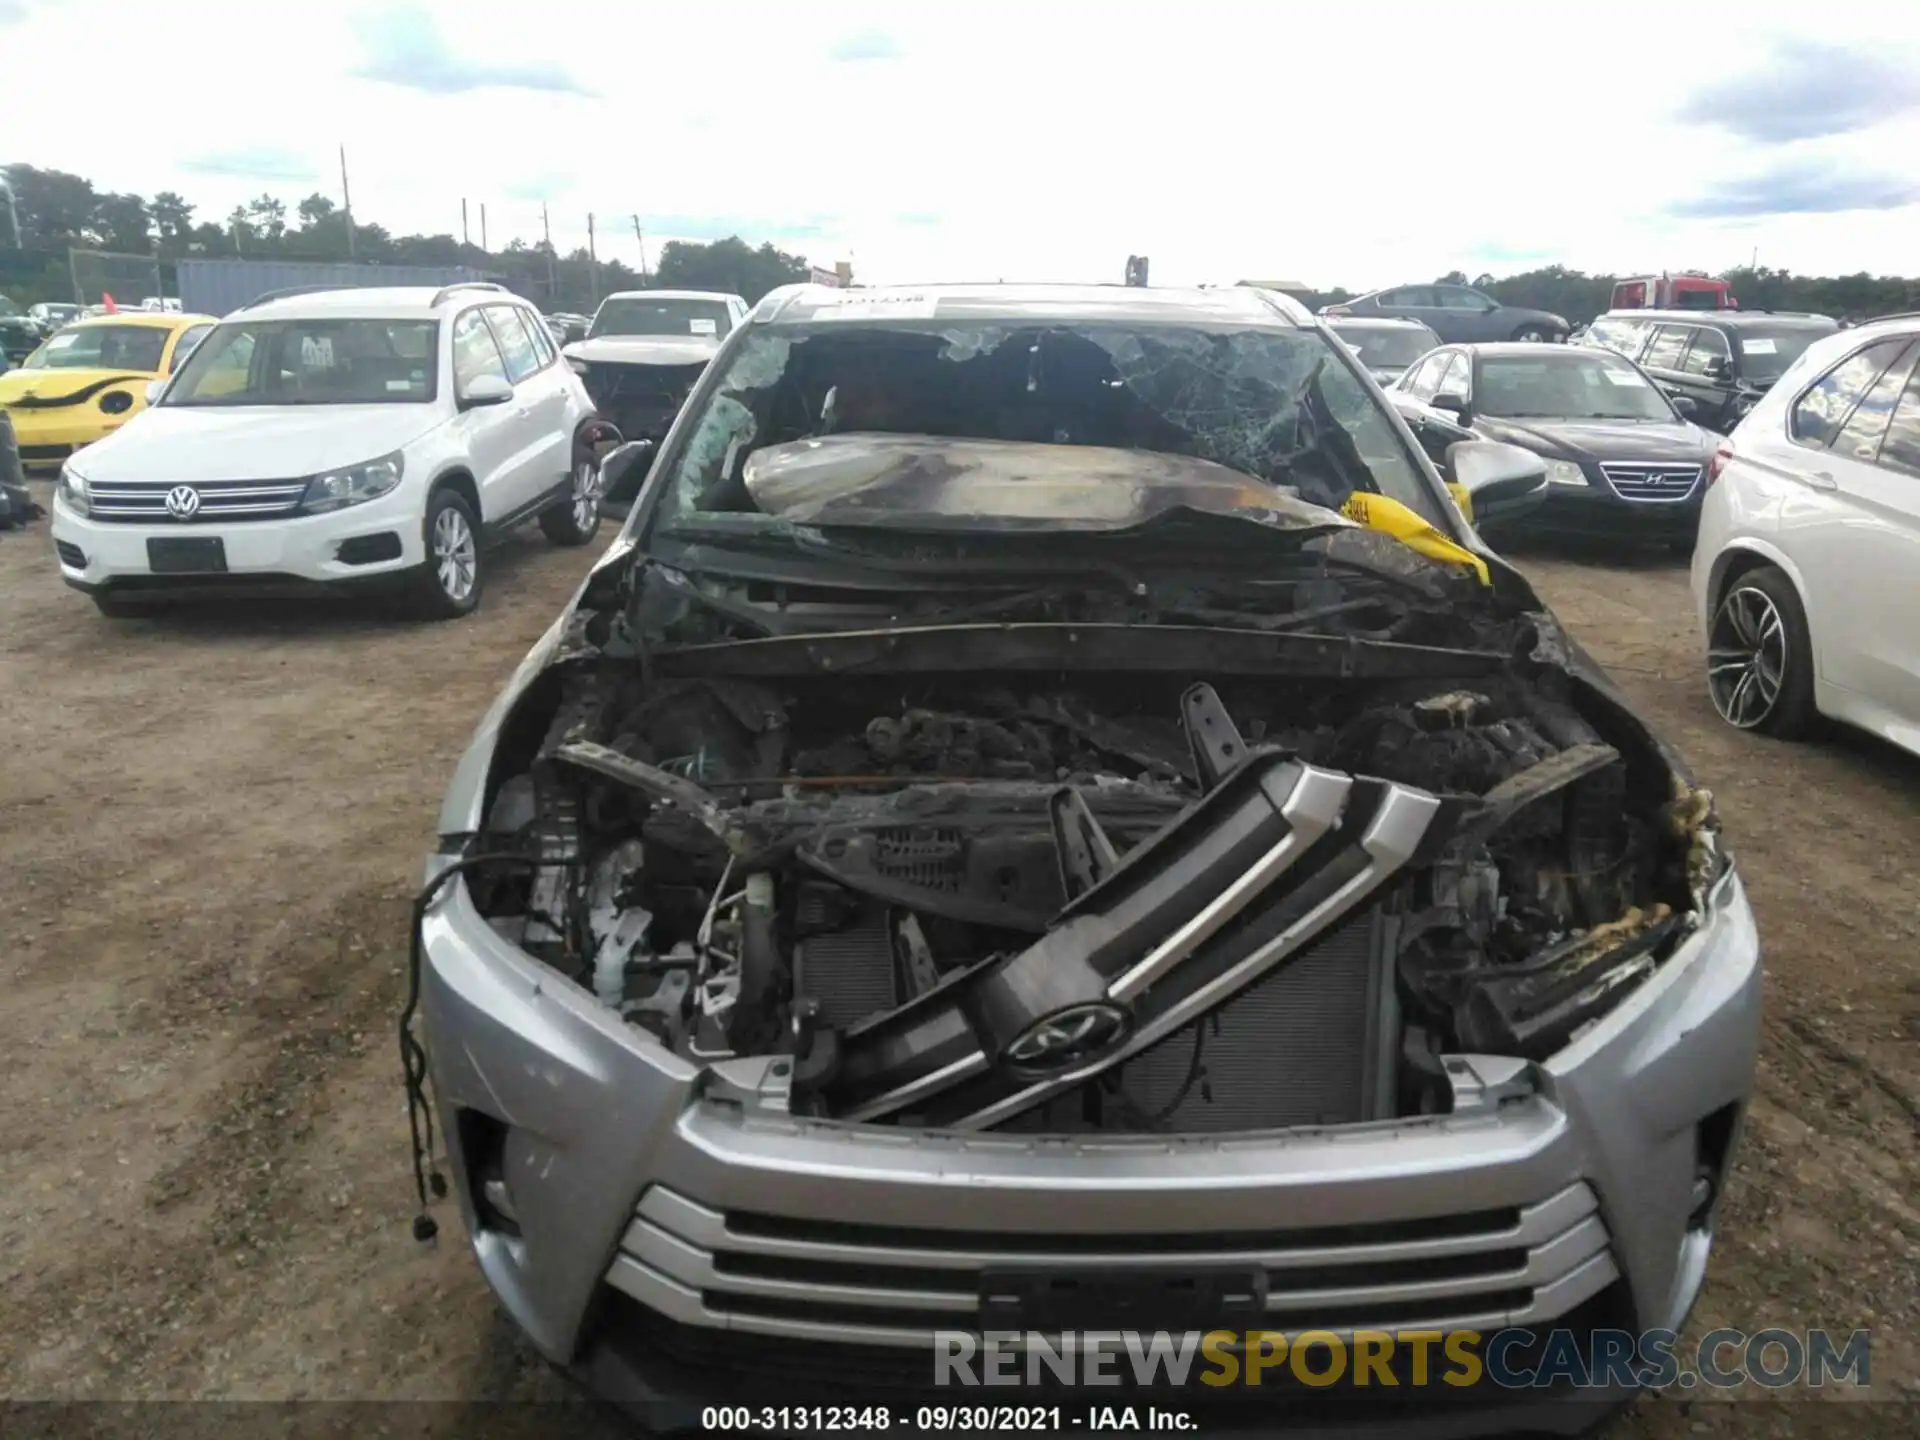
[738,432,1356,535]
[565,334,721,368]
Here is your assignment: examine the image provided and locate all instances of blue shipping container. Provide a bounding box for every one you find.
[177,259,496,318]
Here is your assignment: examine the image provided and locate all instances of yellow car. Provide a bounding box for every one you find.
[0,311,218,471]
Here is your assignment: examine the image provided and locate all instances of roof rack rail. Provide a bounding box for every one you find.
[430,280,508,307]
[240,284,358,310]
[1863,310,1920,325]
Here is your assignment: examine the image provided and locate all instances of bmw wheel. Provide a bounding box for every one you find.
[1707,565,1816,738]
[539,454,603,547]
[412,488,483,619]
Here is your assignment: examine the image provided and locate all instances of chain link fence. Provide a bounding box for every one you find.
[68,248,164,308]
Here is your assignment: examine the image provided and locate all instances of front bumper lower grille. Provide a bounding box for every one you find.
[86,478,308,523]
[604,1180,1620,1347]
[1598,462,1703,503]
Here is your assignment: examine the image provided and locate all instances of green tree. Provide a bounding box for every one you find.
[654,236,809,303]
[90,192,152,253]
[150,191,195,251]
[246,194,287,243]
[2,163,97,248]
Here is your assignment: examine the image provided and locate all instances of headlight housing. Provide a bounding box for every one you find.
[299,451,405,515]
[567,357,590,376]
[1544,459,1588,487]
[98,389,134,415]
[57,462,91,515]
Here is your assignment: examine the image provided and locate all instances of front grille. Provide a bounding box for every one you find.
[605,1180,1619,1348]
[1598,461,1703,503]
[86,477,308,523]
[587,1283,1635,1409]
[584,362,704,441]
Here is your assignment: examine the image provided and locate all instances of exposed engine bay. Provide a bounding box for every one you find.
[466,657,1717,1135]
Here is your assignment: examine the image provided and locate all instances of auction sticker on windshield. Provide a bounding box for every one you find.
[690,318,718,335]
[809,292,941,320]
[1603,368,1648,385]
[1744,338,1777,354]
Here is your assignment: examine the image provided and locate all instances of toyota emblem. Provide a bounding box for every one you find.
[164,485,202,520]
[1004,1002,1131,1073]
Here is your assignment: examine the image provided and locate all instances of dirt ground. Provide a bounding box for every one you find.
[2,499,1916,1437]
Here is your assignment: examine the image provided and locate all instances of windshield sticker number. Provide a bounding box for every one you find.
[810,293,941,321]
[1603,368,1648,386]
[301,335,335,368]
[1744,338,1777,355]
[689,318,718,336]
[385,379,413,392]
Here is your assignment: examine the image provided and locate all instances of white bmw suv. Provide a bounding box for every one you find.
[51,282,612,619]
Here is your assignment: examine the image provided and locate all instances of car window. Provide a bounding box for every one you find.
[167,324,212,373]
[526,311,557,366]
[1829,343,1920,463]
[1678,327,1729,378]
[1431,353,1468,397]
[1878,356,1920,478]
[1379,287,1434,308]
[1736,324,1837,385]
[1790,339,1912,449]
[1640,325,1692,372]
[452,309,510,393]
[23,323,170,372]
[164,319,438,405]
[1402,352,1447,400]
[484,305,541,383]
[1435,287,1490,311]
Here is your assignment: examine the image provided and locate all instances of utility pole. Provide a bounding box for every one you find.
[587,213,598,307]
[480,203,488,254]
[632,215,648,281]
[461,198,470,247]
[541,201,558,307]
[339,145,356,259]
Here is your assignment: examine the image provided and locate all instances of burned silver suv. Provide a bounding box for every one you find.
[410,284,1760,1433]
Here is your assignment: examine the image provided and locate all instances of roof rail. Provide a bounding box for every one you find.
[1863,310,1920,325]
[241,284,358,310]
[430,280,508,307]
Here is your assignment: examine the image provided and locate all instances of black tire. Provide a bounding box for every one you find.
[1707,564,1817,739]
[539,453,603,547]
[410,487,484,620]
[91,591,149,619]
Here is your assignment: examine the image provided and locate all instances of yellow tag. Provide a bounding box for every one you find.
[1341,492,1491,587]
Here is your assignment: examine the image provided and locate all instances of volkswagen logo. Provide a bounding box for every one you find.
[1004,1002,1131,1074]
[164,485,202,520]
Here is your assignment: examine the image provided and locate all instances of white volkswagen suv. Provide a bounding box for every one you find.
[1692,311,1920,755]
[51,282,611,619]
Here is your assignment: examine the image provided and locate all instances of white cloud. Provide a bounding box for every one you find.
[2,0,1917,284]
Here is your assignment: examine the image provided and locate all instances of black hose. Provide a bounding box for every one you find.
[401,851,539,1241]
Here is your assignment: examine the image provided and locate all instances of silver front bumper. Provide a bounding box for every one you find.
[420,866,1760,1369]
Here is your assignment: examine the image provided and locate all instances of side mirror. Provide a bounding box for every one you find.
[1703,356,1730,381]
[1669,393,1700,419]
[145,380,166,405]
[1430,389,1471,420]
[1447,440,1548,525]
[461,372,513,408]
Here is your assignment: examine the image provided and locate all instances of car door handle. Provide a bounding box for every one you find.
[1807,471,1839,492]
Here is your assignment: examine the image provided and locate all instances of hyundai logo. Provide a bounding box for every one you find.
[1004,1002,1131,1073]
[164,485,202,520]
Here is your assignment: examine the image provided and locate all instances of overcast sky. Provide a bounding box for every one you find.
[4,0,1919,289]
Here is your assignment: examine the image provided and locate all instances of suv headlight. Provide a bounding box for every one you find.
[567,357,591,376]
[57,462,91,515]
[1544,459,1587,487]
[299,451,405,514]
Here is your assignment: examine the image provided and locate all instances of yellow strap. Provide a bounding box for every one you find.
[1340,491,1491,586]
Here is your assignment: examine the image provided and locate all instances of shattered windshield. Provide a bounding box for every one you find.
[653,321,1449,537]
